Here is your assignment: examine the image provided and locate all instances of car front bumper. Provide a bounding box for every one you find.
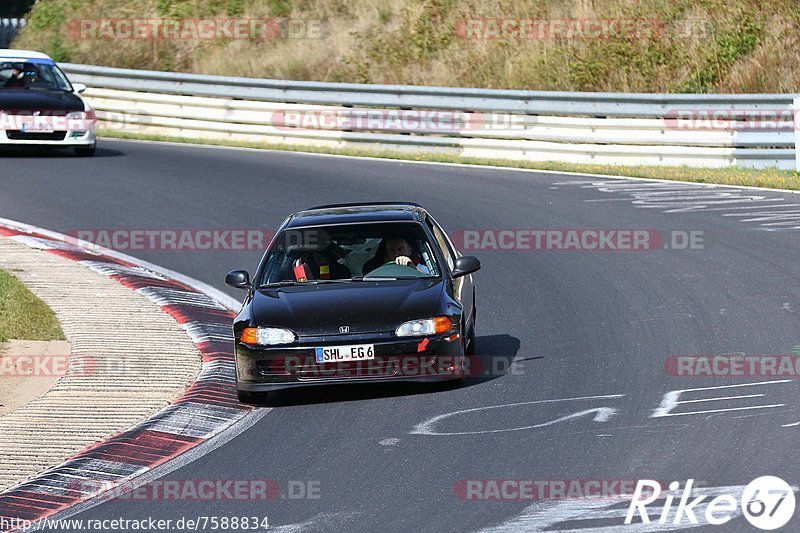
[0,127,96,147]
[235,333,464,392]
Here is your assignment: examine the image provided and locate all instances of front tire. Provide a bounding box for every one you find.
[237,390,268,404]
[465,310,476,356]
[74,144,96,157]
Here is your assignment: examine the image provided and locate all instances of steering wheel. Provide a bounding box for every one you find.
[366,262,426,278]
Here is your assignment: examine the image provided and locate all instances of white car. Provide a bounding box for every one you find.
[0,49,96,156]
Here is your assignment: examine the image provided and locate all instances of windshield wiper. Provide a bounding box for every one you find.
[258,281,302,288]
[259,276,433,288]
[259,279,358,288]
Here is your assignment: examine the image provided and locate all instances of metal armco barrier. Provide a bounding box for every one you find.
[59,63,800,170]
[0,19,25,48]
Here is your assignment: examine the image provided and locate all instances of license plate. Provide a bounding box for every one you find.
[21,121,54,133]
[315,344,375,364]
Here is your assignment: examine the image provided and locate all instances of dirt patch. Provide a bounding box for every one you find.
[0,339,71,416]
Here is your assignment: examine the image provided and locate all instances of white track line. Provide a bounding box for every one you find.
[100,137,800,197]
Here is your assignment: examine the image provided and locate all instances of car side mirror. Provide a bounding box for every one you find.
[72,83,87,94]
[225,270,251,289]
[452,256,481,278]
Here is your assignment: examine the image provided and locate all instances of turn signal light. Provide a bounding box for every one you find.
[240,327,258,344]
[434,316,454,334]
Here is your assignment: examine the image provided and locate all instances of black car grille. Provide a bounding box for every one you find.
[256,354,437,380]
[296,360,398,379]
[5,131,68,141]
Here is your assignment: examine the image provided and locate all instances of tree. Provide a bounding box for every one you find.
[0,0,37,18]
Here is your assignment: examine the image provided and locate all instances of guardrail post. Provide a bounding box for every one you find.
[0,18,25,48]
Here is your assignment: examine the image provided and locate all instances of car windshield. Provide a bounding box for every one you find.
[258,222,442,285]
[0,60,73,91]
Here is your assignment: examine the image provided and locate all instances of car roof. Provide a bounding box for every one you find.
[285,203,427,228]
[0,49,54,61]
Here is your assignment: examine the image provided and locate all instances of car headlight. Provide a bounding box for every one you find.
[240,327,295,345]
[395,316,454,337]
[66,111,96,122]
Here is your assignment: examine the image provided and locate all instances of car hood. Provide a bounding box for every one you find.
[251,279,445,336]
[0,89,85,113]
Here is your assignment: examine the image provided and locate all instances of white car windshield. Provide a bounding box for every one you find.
[0,60,73,91]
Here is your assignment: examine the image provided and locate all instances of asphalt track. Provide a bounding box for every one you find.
[2,140,800,532]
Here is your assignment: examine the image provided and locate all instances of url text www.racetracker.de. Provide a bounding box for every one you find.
[3,515,269,532]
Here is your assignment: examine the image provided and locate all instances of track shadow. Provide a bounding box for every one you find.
[463,333,526,386]
[260,333,523,407]
[0,145,123,158]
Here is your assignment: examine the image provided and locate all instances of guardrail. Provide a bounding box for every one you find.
[0,18,25,48]
[60,63,799,170]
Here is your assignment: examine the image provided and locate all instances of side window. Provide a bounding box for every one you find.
[427,217,454,271]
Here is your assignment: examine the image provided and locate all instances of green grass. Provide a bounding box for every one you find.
[13,0,800,92]
[0,269,65,343]
[100,129,800,191]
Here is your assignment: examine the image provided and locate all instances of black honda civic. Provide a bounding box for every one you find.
[226,202,480,402]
